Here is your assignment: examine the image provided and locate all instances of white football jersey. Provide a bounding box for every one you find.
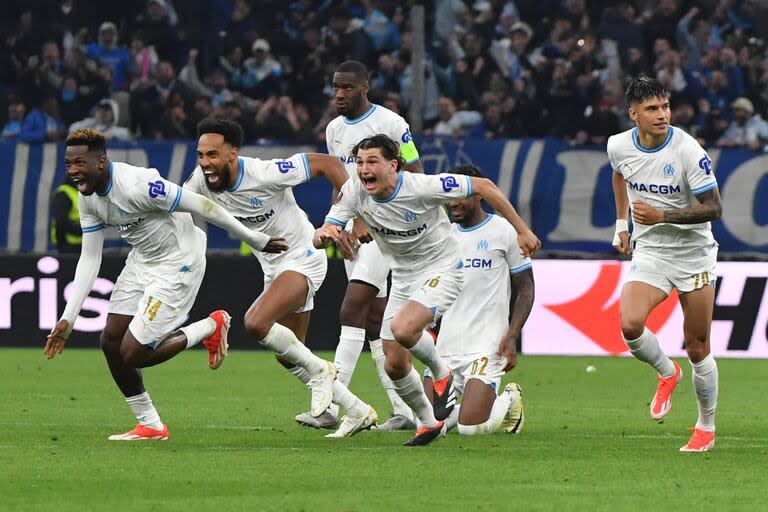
[607,126,718,253]
[184,153,316,275]
[325,172,472,280]
[438,214,532,357]
[79,161,205,265]
[326,104,419,177]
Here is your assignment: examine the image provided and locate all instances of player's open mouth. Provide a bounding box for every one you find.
[361,175,377,190]
[70,175,88,192]
[203,169,220,186]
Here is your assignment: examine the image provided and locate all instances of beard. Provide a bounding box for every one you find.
[202,162,233,192]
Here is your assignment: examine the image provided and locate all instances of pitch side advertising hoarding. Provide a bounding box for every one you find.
[523,260,768,357]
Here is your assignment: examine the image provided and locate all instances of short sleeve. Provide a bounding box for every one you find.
[325,124,335,155]
[126,169,184,213]
[503,222,532,274]
[79,199,105,234]
[419,173,473,207]
[389,116,419,164]
[681,139,718,196]
[325,179,358,226]
[606,135,620,173]
[260,153,311,190]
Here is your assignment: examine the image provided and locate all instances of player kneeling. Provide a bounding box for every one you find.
[424,165,534,436]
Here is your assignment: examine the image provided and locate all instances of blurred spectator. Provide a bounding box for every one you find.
[59,75,91,126]
[69,99,132,141]
[189,95,213,130]
[133,0,179,62]
[157,92,192,139]
[129,32,159,87]
[429,96,482,136]
[580,98,621,146]
[19,96,67,143]
[717,97,768,150]
[363,2,401,52]
[676,7,721,69]
[85,22,131,90]
[242,39,283,100]
[129,60,194,136]
[254,95,312,142]
[2,97,26,140]
[325,9,374,66]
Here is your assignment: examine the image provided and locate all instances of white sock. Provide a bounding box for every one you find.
[260,323,324,374]
[125,392,163,430]
[333,326,365,386]
[180,317,216,348]
[444,406,460,432]
[370,338,414,419]
[407,331,450,380]
[392,368,438,428]
[691,354,718,432]
[623,327,676,378]
[332,380,368,417]
[287,365,310,386]
[456,391,511,435]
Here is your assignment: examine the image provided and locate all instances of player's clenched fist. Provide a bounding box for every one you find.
[632,200,664,225]
[517,229,541,258]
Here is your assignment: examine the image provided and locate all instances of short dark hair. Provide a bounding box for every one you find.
[625,77,670,106]
[352,134,404,172]
[197,117,244,147]
[66,129,106,154]
[335,60,369,82]
[448,164,483,178]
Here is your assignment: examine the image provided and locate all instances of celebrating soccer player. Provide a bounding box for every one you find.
[44,128,286,441]
[608,77,722,452]
[313,134,540,446]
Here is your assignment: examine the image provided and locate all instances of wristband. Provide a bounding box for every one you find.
[613,219,629,246]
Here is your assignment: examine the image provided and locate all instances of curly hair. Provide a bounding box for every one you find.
[448,164,483,178]
[66,129,107,154]
[351,134,404,172]
[625,76,670,106]
[197,117,244,147]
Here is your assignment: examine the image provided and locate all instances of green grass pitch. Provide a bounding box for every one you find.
[1,348,766,511]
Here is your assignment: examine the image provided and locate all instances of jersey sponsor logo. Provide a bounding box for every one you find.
[113,217,146,232]
[148,180,167,198]
[235,208,275,223]
[699,154,713,175]
[477,239,488,251]
[440,176,460,193]
[403,210,417,223]
[276,160,295,173]
[464,258,492,268]
[372,223,427,237]
[663,163,675,176]
[250,197,263,209]
[627,181,681,195]
[401,129,412,143]
[343,155,356,164]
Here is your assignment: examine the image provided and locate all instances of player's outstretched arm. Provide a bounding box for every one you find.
[497,269,535,372]
[632,188,722,225]
[612,171,631,254]
[45,230,105,359]
[175,189,287,253]
[471,177,541,257]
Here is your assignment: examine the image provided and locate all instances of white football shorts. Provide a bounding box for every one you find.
[344,239,390,298]
[626,246,717,295]
[424,352,505,395]
[263,247,328,313]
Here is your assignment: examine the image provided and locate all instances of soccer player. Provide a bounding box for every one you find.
[314,134,540,446]
[184,118,377,437]
[423,164,533,436]
[302,60,425,431]
[609,77,722,452]
[44,128,286,441]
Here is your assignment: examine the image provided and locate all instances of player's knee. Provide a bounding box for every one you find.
[684,333,709,362]
[620,316,645,340]
[119,343,145,367]
[339,301,366,327]
[244,313,270,341]
[384,355,409,380]
[390,318,420,345]
[99,331,122,354]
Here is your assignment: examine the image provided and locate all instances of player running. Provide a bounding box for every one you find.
[44,128,284,441]
[297,60,424,431]
[609,77,722,452]
[184,118,377,437]
[423,165,533,436]
[314,134,540,446]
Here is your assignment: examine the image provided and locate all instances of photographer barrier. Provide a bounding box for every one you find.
[2,138,767,254]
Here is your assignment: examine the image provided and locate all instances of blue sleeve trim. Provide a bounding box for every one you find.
[301,153,311,182]
[168,186,183,212]
[510,262,533,274]
[466,176,473,198]
[325,217,347,226]
[691,182,717,195]
[81,224,106,233]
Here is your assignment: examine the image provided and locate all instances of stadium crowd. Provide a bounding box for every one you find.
[2,0,768,149]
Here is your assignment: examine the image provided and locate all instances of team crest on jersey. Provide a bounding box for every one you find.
[440,176,460,192]
[477,239,489,251]
[117,207,128,217]
[148,180,166,198]
[251,197,263,209]
[663,163,675,177]
[403,210,417,223]
[276,160,295,173]
[698,154,713,175]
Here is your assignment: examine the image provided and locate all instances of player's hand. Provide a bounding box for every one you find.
[613,230,631,254]
[262,237,288,253]
[336,230,359,261]
[314,224,342,247]
[44,319,69,360]
[497,337,518,372]
[352,217,372,244]
[632,200,664,225]
[517,229,541,258]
